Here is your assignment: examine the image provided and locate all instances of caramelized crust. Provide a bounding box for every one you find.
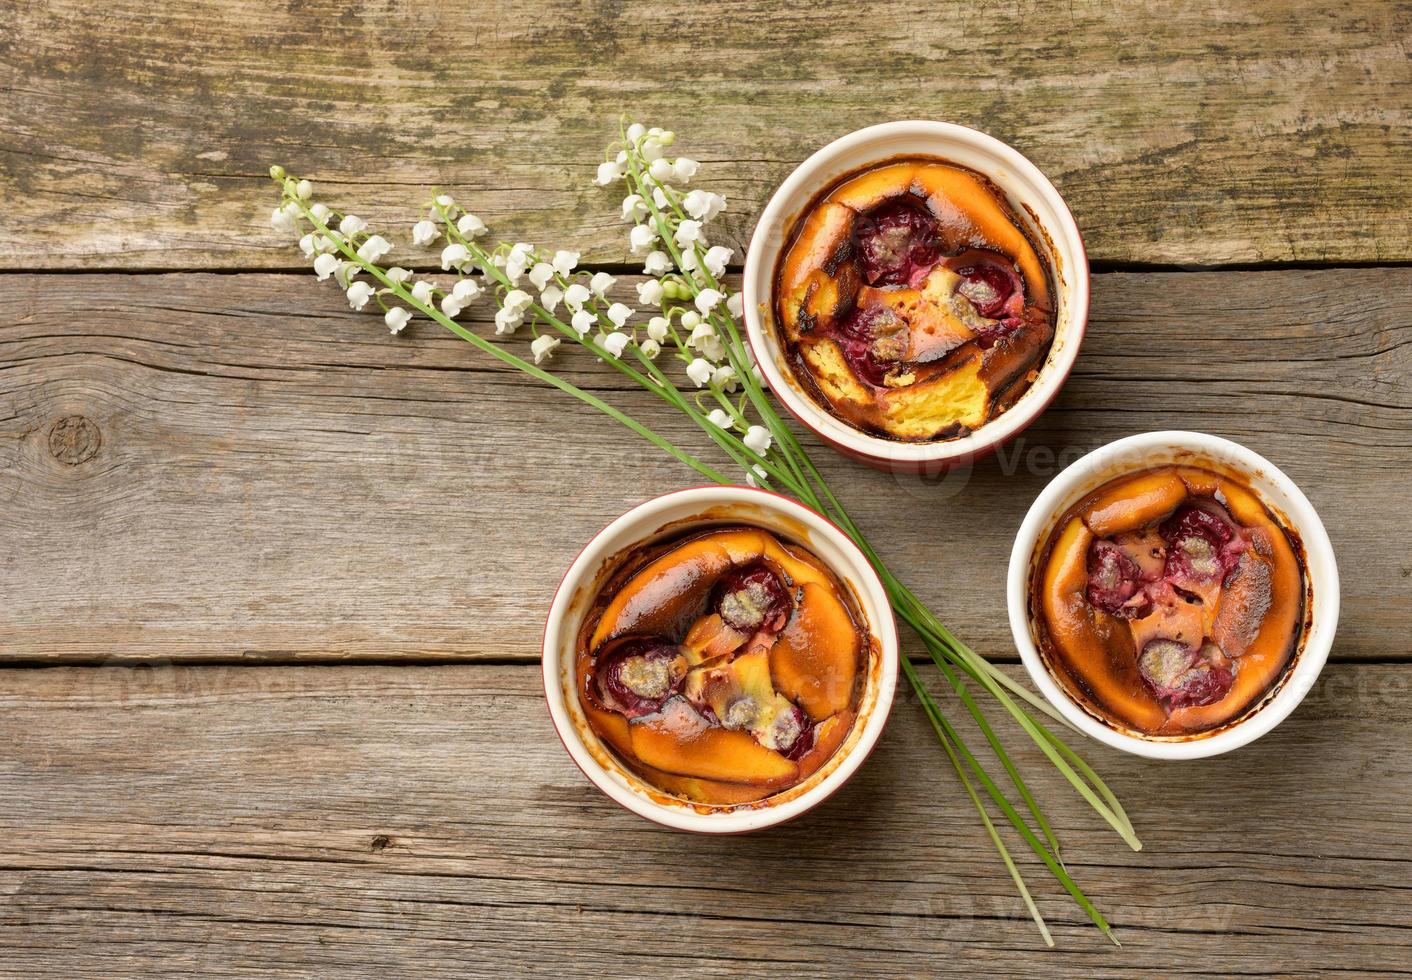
[577,526,870,806]
[1034,466,1304,736]
[774,158,1056,442]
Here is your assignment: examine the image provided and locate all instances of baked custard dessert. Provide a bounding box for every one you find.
[576,525,872,806]
[774,157,1056,442]
[1032,466,1304,736]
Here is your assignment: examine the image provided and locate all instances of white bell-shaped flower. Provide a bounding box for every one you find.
[685,358,713,387]
[743,425,773,455]
[345,281,374,310]
[385,307,412,334]
[531,334,561,364]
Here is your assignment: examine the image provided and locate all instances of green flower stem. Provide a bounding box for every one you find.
[902,657,1119,945]
[906,657,1054,947]
[279,189,730,486]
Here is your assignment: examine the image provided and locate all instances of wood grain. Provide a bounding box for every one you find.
[3,268,1408,664]
[0,661,1408,977]
[3,0,1409,270]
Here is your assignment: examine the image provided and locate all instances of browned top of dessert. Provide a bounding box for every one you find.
[576,526,870,806]
[1032,465,1304,736]
[773,158,1056,442]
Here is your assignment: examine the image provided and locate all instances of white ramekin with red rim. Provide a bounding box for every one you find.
[1007,431,1339,760]
[741,120,1089,472]
[542,486,899,833]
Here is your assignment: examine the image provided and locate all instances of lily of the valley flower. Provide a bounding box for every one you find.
[551,250,580,277]
[703,245,732,278]
[628,223,657,255]
[595,159,625,185]
[313,252,340,280]
[646,316,670,342]
[441,293,468,318]
[639,338,662,359]
[456,213,488,238]
[706,408,733,429]
[339,214,367,237]
[589,271,616,300]
[386,267,412,284]
[685,358,713,387]
[271,204,299,235]
[531,334,560,363]
[637,280,665,305]
[643,251,672,276]
[563,282,591,312]
[674,220,704,249]
[606,302,632,328]
[743,425,773,455]
[528,262,556,291]
[356,235,392,262]
[621,194,648,223]
[412,220,439,246]
[540,284,564,314]
[672,158,699,183]
[411,280,435,305]
[441,243,470,270]
[601,332,630,358]
[385,307,412,334]
[570,309,595,335]
[682,189,726,222]
[711,365,738,391]
[694,288,724,315]
[346,281,374,310]
[506,243,534,282]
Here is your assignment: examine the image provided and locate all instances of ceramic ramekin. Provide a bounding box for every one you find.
[1007,431,1339,760]
[543,486,899,832]
[742,120,1089,472]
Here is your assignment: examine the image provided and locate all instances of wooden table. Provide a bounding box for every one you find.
[3,1,1410,975]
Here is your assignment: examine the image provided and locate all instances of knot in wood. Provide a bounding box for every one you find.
[48,416,101,465]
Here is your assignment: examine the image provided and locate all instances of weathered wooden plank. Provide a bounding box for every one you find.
[0,662,1408,977]
[2,269,1408,664]
[3,0,1409,270]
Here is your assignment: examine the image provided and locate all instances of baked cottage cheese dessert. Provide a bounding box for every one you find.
[774,158,1056,442]
[1031,465,1305,736]
[576,526,875,806]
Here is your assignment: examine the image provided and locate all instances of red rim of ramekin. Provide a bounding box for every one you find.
[540,484,899,835]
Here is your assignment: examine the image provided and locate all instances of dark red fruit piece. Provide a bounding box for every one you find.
[947,250,1024,319]
[713,564,791,634]
[778,708,815,760]
[1138,638,1234,709]
[834,305,906,386]
[1160,506,1244,583]
[594,637,685,719]
[854,200,942,288]
[1086,539,1152,619]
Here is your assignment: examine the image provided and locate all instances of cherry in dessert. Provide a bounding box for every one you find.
[594,637,687,719]
[713,563,791,634]
[832,305,908,388]
[1160,505,1245,584]
[1138,639,1235,709]
[853,200,942,288]
[1085,539,1153,620]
